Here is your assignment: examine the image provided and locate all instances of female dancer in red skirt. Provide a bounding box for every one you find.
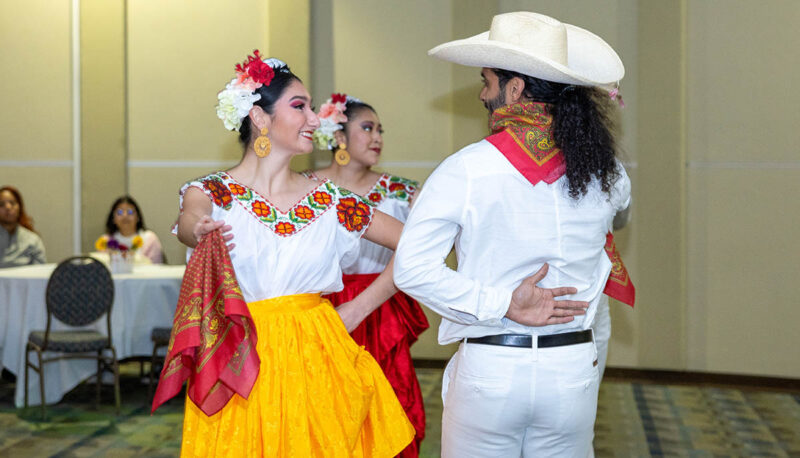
[309,93,429,457]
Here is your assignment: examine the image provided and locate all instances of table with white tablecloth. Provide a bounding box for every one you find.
[0,263,184,407]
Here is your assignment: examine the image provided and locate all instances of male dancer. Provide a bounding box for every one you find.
[395,11,631,457]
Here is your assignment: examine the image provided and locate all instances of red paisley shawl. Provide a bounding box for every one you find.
[151,229,259,415]
[487,102,635,307]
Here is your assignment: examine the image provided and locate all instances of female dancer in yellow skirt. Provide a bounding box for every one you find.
[169,52,414,457]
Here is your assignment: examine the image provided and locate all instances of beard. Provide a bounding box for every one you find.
[484,90,507,114]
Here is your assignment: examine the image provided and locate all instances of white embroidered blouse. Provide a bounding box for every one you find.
[177,172,375,302]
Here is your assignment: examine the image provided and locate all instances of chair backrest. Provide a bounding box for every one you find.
[46,256,114,326]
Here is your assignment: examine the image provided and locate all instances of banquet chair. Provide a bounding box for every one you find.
[148,326,172,400]
[24,256,121,418]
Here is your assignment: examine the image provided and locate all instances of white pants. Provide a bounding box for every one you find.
[441,338,600,458]
[591,295,611,379]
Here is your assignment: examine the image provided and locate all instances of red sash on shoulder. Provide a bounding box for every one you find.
[151,229,259,415]
[486,129,566,186]
[602,233,635,307]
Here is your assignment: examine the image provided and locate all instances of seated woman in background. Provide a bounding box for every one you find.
[0,185,46,267]
[102,195,164,264]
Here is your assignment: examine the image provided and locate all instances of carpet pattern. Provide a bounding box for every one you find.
[0,366,798,457]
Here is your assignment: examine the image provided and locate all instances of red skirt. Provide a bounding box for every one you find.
[324,273,430,458]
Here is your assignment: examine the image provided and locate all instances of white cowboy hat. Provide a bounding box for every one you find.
[428,11,624,87]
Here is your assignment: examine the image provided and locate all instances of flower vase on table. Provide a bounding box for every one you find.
[109,251,134,274]
[95,234,142,274]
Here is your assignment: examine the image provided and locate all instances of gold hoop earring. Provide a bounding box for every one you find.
[334,144,350,166]
[254,127,271,158]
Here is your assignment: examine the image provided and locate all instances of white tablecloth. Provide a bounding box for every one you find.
[0,263,184,407]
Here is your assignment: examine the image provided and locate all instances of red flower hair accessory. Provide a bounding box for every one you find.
[234,49,275,91]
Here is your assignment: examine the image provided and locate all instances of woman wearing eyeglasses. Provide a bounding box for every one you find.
[102,195,164,264]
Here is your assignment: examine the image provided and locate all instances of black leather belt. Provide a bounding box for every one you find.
[466,330,593,348]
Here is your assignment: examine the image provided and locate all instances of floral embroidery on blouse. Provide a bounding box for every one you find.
[336,196,372,232]
[274,221,296,235]
[301,170,417,205]
[185,173,333,236]
[203,177,233,210]
[312,190,332,206]
[367,173,418,205]
[184,172,374,237]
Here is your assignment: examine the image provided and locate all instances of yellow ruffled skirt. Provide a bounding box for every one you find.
[180,293,415,457]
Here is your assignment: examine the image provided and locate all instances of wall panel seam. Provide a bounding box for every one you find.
[687,161,800,169]
[0,161,74,167]
[72,0,82,255]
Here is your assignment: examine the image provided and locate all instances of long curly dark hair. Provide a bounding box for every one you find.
[0,186,36,232]
[493,69,620,199]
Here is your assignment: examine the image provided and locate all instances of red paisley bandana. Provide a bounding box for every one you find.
[602,233,635,307]
[151,229,259,415]
[486,102,566,185]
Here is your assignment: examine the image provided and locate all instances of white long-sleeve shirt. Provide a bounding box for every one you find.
[394,139,630,345]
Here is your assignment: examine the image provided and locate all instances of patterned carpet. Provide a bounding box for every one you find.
[1,365,798,457]
[594,381,800,457]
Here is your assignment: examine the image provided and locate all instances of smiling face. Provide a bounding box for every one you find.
[339,107,383,168]
[265,80,321,155]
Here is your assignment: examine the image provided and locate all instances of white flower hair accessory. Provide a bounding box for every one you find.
[215,50,290,131]
[312,93,350,150]
[216,83,262,131]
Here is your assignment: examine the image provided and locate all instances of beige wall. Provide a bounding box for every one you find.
[127,0,269,264]
[126,0,311,264]
[81,0,127,250]
[0,0,74,263]
[635,0,687,370]
[685,0,800,378]
[326,0,455,180]
[3,1,799,378]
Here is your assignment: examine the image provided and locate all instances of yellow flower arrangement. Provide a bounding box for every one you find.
[95,235,108,251]
[94,234,143,253]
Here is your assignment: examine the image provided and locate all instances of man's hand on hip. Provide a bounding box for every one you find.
[506,264,589,326]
